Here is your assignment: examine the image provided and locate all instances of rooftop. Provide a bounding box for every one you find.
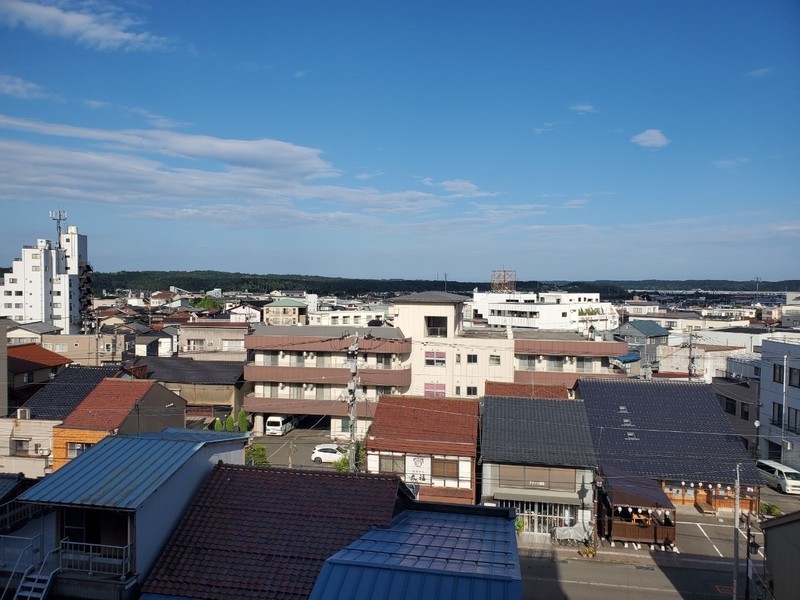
[21,365,128,420]
[60,378,156,430]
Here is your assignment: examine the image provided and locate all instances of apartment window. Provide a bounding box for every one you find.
[3,303,10,309]
[31,266,40,271]
[772,402,783,427]
[23,372,34,384]
[576,357,593,373]
[489,355,501,366]
[424,351,446,367]
[519,355,536,370]
[14,303,22,308]
[467,354,477,364]
[15,291,22,296]
[67,442,93,458]
[455,353,461,364]
[724,398,736,415]
[31,253,40,259]
[14,440,29,455]
[788,407,800,434]
[379,455,404,474]
[789,367,800,389]
[8,278,16,283]
[431,458,459,480]
[52,302,61,308]
[467,386,478,396]
[665,321,677,329]
[340,418,350,433]
[424,383,446,397]
[54,290,61,296]
[740,403,750,421]
[376,386,393,396]
[561,312,567,318]
[425,316,448,337]
[773,363,784,384]
[754,367,761,377]
[3,291,11,296]
[221,339,244,351]
[455,386,461,395]
[55,343,67,352]
[547,356,564,371]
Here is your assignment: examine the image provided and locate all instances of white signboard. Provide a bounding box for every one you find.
[405,455,430,484]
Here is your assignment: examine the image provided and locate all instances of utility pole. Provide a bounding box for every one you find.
[346,333,360,473]
[688,332,697,382]
[733,463,740,600]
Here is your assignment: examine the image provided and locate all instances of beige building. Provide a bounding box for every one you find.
[40,331,135,365]
[264,298,308,326]
[179,321,250,361]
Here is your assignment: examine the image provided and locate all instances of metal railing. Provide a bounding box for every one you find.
[60,540,131,577]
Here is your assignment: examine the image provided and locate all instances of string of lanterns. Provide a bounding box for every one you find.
[680,481,732,491]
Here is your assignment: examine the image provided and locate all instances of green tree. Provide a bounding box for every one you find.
[333,441,365,473]
[237,408,249,433]
[213,418,223,431]
[225,414,235,432]
[245,443,270,466]
[190,295,224,311]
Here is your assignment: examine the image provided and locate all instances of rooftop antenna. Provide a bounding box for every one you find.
[50,209,68,249]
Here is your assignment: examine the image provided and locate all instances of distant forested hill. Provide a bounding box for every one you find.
[91,271,797,299]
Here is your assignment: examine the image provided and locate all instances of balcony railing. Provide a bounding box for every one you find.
[60,541,131,577]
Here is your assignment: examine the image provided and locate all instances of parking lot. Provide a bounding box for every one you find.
[251,426,343,469]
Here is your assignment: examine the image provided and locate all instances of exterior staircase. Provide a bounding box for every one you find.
[12,547,60,600]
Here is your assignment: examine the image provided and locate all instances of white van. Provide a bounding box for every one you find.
[755,459,800,494]
[264,415,297,436]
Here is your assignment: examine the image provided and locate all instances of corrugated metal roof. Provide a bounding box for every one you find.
[310,510,521,600]
[390,291,471,304]
[18,436,203,509]
[628,320,670,337]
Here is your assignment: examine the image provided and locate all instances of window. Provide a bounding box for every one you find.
[379,455,404,474]
[425,316,448,337]
[8,278,16,283]
[3,291,11,296]
[724,398,736,415]
[498,465,577,492]
[14,440,29,455]
[14,303,22,308]
[772,402,784,427]
[23,372,33,384]
[666,321,677,329]
[67,442,93,458]
[15,291,22,296]
[467,386,478,396]
[740,403,750,421]
[424,383,446,397]
[467,354,477,364]
[489,355,501,366]
[561,312,567,318]
[773,363,784,384]
[789,367,800,389]
[519,355,536,370]
[52,302,61,308]
[221,339,244,351]
[3,303,10,308]
[32,253,40,259]
[431,458,459,480]
[788,407,800,434]
[547,356,564,371]
[455,353,461,364]
[576,357,593,373]
[340,418,350,433]
[31,266,40,271]
[754,367,761,377]
[455,386,461,395]
[424,351,446,366]
[55,343,67,352]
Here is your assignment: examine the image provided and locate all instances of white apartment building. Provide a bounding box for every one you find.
[466,290,619,333]
[758,338,800,468]
[0,226,92,334]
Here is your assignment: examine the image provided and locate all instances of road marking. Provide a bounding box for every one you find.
[696,524,724,557]
[528,576,678,594]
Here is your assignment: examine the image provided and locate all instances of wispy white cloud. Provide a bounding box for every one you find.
[421,177,497,198]
[83,99,109,109]
[630,129,670,148]
[569,102,596,114]
[0,73,48,98]
[0,0,172,51]
[355,171,384,180]
[533,120,564,135]
[712,157,750,170]
[746,67,773,78]
[127,107,187,130]
[562,199,589,208]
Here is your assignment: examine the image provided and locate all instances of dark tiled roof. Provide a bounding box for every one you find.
[578,378,762,486]
[130,357,243,385]
[390,291,470,304]
[0,473,32,504]
[367,396,478,457]
[21,365,125,420]
[481,397,596,468]
[141,466,407,600]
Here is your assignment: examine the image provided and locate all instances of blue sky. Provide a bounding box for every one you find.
[1,0,798,282]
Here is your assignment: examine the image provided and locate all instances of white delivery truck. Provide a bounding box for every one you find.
[264,415,297,436]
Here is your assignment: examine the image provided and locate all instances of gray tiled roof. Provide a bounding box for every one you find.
[628,320,670,337]
[21,365,124,420]
[579,378,762,486]
[390,291,471,304]
[481,397,596,468]
[129,357,244,385]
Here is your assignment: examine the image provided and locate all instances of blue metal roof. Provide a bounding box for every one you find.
[138,428,250,444]
[18,436,203,509]
[628,320,671,337]
[309,510,521,600]
[615,351,642,363]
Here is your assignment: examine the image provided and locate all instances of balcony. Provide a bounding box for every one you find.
[60,540,131,578]
[244,363,411,387]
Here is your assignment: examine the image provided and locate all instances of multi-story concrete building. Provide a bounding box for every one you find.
[466,290,619,333]
[0,225,92,334]
[758,338,800,467]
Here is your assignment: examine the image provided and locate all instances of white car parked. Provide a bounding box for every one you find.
[311,443,346,464]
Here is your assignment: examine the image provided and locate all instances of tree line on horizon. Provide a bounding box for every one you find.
[90,270,799,299]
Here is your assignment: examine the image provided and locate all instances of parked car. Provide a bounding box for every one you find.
[756,459,800,494]
[264,415,297,436]
[311,443,346,464]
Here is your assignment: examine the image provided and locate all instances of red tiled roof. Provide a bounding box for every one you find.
[61,379,156,430]
[7,343,72,373]
[484,380,571,399]
[142,465,406,600]
[367,395,478,457]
